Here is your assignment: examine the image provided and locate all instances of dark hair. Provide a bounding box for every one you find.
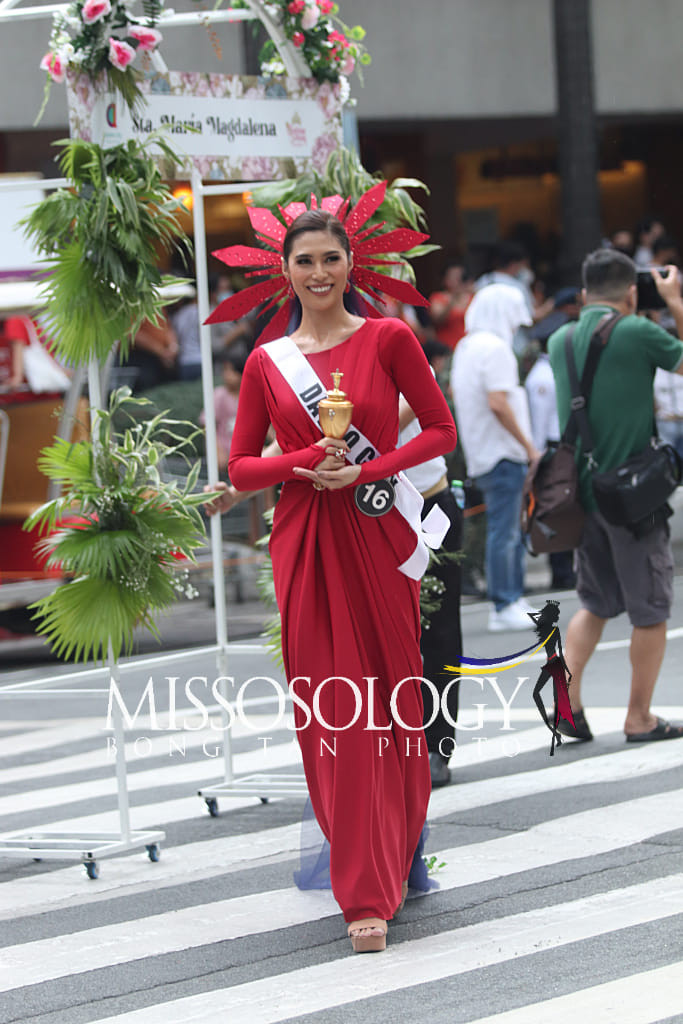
[495,241,527,269]
[422,339,451,365]
[635,216,664,241]
[652,235,679,259]
[217,341,248,375]
[282,209,351,262]
[582,248,636,300]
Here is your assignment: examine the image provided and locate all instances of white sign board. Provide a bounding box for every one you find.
[67,72,344,181]
[0,178,45,274]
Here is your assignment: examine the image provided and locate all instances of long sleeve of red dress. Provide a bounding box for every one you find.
[228,351,325,490]
[229,319,456,489]
[355,321,456,482]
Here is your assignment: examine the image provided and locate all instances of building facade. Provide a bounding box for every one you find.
[1,0,682,288]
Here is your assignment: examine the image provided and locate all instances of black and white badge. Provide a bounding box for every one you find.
[354,478,396,517]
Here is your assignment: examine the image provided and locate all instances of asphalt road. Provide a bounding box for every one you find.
[1,567,683,1023]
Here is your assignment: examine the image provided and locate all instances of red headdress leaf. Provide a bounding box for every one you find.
[204,181,431,336]
[247,207,286,245]
[281,201,308,223]
[352,267,430,308]
[355,229,429,256]
[204,277,284,324]
[321,195,345,216]
[213,245,281,269]
[343,180,388,237]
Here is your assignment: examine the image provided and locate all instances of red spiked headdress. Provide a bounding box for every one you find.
[205,180,430,344]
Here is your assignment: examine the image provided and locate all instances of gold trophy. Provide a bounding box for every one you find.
[313,369,354,489]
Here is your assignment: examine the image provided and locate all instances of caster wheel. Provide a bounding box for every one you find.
[84,861,99,880]
[33,858,43,863]
[146,844,161,862]
[260,797,269,804]
[205,798,219,817]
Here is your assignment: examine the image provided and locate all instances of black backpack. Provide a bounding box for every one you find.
[521,313,622,554]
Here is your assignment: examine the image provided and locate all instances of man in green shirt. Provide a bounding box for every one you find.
[548,248,683,743]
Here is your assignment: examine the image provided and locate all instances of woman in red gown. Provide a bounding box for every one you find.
[208,210,456,951]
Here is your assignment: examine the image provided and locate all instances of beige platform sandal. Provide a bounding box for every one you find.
[347,918,387,953]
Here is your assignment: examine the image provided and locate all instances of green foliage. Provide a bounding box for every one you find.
[250,148,438,285]
[423,854,446,874]
[25,387,215,664]
[253,147,430,231]
[255,506,284,668]
[420,547,463,629]
[20,136,191,366]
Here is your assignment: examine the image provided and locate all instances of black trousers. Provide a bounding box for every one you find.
[420,486,463,755]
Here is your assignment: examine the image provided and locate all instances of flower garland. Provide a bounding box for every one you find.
[38,0,164,118]
[39,0,368,119]
[234,0,370,84]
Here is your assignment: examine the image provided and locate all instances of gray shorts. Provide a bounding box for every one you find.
[576,509,674,627]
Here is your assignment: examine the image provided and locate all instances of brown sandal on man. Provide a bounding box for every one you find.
[347,918,387,953]
[625,717,683,743]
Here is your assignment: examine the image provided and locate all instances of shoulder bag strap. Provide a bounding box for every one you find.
[562,312,623,462]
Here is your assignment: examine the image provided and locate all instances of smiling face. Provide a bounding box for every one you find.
[283,229,352,312]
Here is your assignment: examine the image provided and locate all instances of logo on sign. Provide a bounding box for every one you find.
[106,102,117,127]
[286,111,307,148]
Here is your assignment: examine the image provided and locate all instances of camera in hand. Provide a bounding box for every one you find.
[636,267,670,311]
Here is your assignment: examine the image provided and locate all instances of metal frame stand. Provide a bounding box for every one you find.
[0,10,316,833]
[192,176,308,815]
[0,655,165,879]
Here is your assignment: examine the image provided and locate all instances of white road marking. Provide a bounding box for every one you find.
[82,874,683,1024]
[2,789,683,991]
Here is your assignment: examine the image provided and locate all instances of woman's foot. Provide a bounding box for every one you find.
[347,918,387,953]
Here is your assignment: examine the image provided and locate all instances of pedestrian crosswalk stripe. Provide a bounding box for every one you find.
[2,788,683,992]
[460,962,683,1024]
[2,715,683,923]
[81,874,683,1024]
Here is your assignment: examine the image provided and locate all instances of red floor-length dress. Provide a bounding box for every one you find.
[229,318,456,923]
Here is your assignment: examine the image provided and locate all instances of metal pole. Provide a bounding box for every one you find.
[191,168,234,785]
[109,646,132,842]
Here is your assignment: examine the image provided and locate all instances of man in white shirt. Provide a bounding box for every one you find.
[451,284,539,631]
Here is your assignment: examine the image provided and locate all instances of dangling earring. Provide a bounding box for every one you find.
[287,280,294,298]
[344,279,351,294]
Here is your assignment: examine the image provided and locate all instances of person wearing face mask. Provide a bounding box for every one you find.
[450,284,540,631]
[476,242,553,355]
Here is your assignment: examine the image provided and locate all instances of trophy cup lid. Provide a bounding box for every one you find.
[325,369,349,403]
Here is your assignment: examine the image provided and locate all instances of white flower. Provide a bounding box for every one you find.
[338,74,350,105]
[301,3,319,29]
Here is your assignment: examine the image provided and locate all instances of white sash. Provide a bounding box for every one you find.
[262,335,449,580]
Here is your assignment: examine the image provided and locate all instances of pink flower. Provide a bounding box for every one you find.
[318,0,334,11]
[292,30,305,47]
[342,53,355,75]
[108,38,136,70]
[288,0,305,12]
[328,29,347,46]
[81,0,111,24]
[312,133,337,171]
[127,25,162,51]
[301,3,319,29]
[40,51,66,83]
[241,156,278,180]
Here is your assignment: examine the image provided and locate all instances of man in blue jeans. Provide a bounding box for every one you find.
[451,284,539,630]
